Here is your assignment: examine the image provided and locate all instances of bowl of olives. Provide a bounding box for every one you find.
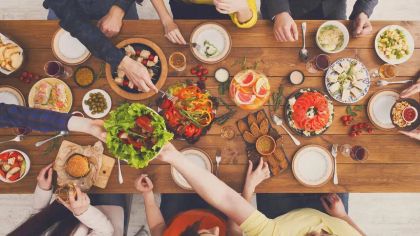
[82,89,112,118]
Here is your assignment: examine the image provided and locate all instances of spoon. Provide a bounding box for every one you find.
[0,135,24,145]
[376,79,412,87]
[271,114,301,146]
[35,131,68,147]
[299,22,309,62]
[117,158,124,184]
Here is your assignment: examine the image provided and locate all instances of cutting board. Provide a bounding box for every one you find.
[56,140,115,189]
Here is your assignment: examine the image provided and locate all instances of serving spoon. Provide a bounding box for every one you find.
[271,114,301,146]
[35,131,68,147]
[299,22,309,62]
[0,134,24,145]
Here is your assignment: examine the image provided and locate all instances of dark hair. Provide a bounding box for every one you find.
[8,200,79,236]
[180,220,201,236]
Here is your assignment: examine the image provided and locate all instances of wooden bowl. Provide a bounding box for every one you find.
[105,38,168,100]
[256,135,276,156]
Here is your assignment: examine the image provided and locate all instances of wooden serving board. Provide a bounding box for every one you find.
[56,140,115,189]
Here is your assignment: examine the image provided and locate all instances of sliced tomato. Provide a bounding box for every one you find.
[160,98,173,110]
[0,152,9,161]
[184,124,196,138]
[7,172,20,181]
[128,136,143,150]
[136,115,153,133]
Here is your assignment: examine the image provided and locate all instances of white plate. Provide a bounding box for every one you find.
[190,23,231,64]
[368,90,399,130]
[52,28,91,65]
[374,25,414,65]
[292,145,333,187]
[325,58,370,104]
[171,148,212,190]
[0,86,25,106]
[316,21,349,54]
[28,77,73,113]
[0,149,30,183]
[82,89,112,119]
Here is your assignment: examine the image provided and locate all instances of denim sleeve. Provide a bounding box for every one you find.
[113,0,136,13]
[43,0,125,69]
[350,0,378,19]
[0,103,72,132]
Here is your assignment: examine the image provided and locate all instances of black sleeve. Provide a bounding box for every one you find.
[43,0,125,69]
[349,0,379,20]
[113,0,136,13]
[260,0,290,20]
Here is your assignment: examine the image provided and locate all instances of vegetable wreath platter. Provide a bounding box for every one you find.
[104,103,174,168]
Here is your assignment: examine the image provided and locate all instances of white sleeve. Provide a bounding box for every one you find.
[32,185,53,214]
[75,205,114,236]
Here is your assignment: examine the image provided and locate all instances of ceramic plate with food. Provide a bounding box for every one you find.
[190,22,231,64]
[367,90,399,130]
[375,25,414,65]
[104,103,174,169]
[0,33,24,75]
[171,148,212,190]
[292,145,333,187]
[0,86,25,106]
[105,38,168,100]
[285,88,334,137]
[316,21,349,54]
[390,98,420,131]
[157,81,216,144]
[52,28,91,65]
[230,69,271,110]
[28,77,73,113]
[325,58,370,104]
[0,149,30,183]
[82,89,112,119]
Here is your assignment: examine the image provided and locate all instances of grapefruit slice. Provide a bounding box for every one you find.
[235,91,256,105]
[235,70,256,87]
[253,77,270,98]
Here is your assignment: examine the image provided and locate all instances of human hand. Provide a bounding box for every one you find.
[135,174,154,195]
[321,193,348,219]
[156,142,182,164]
[400,129,420,141]
[352,12,372,37]
[59,186,90,216]
[163,20,186,45]
[119,56,158,93]
[244,158,270,192]
[37,163,53,191]
[400,82,420,98]
[89,119,107,142]
[97,6,124,38]
[273,12,298,42]
[214,0,249,14]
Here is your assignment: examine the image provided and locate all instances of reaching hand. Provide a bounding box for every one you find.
[400,82,420,98]
[400,129,420,141]
[119,56,158,93]
[37,163,53,191]
[156,142,182,164]
[273,12,298,42]
[97,6,124,38]
[59,186,90,216]
[244,158,270,192]
[214,0,249,14]
[135,174,154,194]
[352,12,372,37]
[320,193,348,219]
[163,20,186,45]
[89,119,107,142]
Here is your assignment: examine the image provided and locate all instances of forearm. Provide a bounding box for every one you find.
[143,192,165,234]
[350,0,378,19]
[113,0,135,14]
[235,8,253,24]
[341,215,366,236]
[150,0,173,24]
[261,0,290,20]
[169,153,255,224]
[67,116,92,134]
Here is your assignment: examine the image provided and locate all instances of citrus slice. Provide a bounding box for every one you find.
[235,70,256,87]
[235,90,256,105]
[253,77,270,98]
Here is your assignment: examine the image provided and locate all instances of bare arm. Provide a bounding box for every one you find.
[150,0,172,24]
[340,215,366,236]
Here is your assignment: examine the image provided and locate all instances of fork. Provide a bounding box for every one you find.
[331,144,339,185]
[0,134,24,145]
[215,149,222,177]
[159,90,176,102]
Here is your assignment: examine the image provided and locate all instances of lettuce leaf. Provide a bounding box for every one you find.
[104,103,174,168]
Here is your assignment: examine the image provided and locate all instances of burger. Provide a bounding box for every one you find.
[65,154,90,178]
[55,183,76,203]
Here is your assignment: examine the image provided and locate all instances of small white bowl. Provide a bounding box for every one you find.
[316,21,349,54]
[0,149,30,183]
[402,106,418,123]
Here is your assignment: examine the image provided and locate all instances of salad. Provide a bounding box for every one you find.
[158,82,216,143]
[0,150,27,182]
[377,28,409,60]
[105,103,173,169]
[317,25,344,52]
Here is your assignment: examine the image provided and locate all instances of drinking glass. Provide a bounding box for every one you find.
[220,126,235,140]
[306,54,331,73]
[44,60,73,79]
[370,64,398,79]
[340,144,369,161]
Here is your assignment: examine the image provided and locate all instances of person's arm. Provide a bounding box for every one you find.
[135,174,166,236]
[350,0,378,37]
[231,0,258,28]
[112,0,135,14]
[158,143,255,225]
[260,0,290,20]
[259,0,297,42]
[150,0,186,44]
[33,164,54,214]
[349,0,378,20]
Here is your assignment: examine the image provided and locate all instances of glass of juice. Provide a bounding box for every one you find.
[370,64,398,79]
[44,60,73,79]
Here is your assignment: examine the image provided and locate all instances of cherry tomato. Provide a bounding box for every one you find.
[356,131,362,135]
[190,68,197,75]
[196,71,203,77]
[347,115,353,121]
[350,132,357,137]
[202,68,208,75]
[367,128,373,134]
[341,116,348,122]
[198,64,204,70]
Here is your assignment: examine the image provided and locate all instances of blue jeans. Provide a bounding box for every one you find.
[256,193,349,219]
[47,0,139,20]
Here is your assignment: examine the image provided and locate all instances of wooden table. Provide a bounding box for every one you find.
[0,20,419,194]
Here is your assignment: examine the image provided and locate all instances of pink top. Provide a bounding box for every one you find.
[33,185,124,236]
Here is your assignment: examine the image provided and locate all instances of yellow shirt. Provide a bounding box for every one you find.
[182,0,257,28]
[240,208,362,236]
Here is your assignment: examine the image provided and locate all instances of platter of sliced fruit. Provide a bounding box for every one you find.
[230,69,271,110]
[105,38,168,100]
[0,149,30,183]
